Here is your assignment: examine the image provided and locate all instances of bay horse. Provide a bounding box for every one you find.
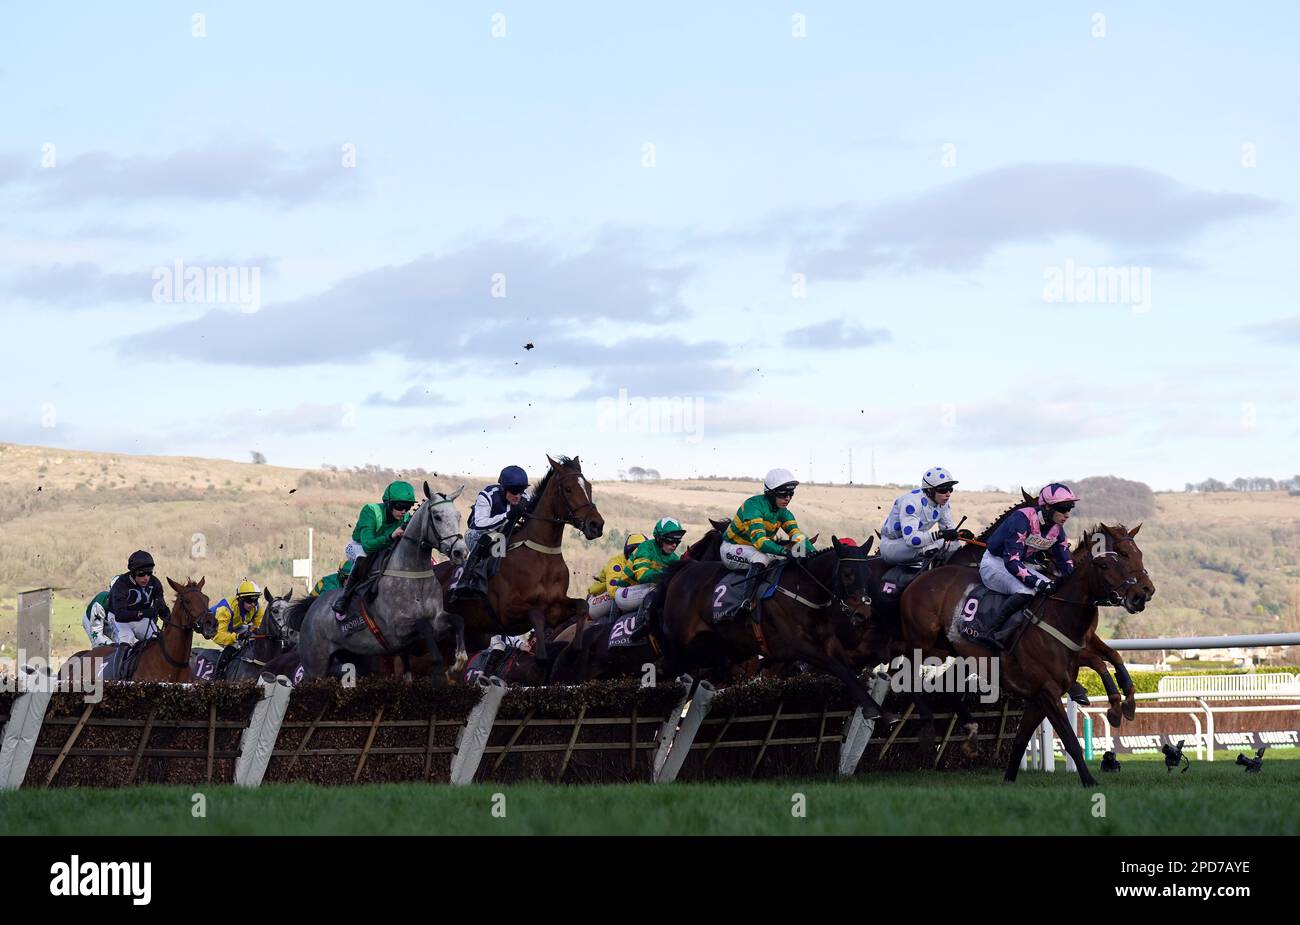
[437,456,604,663]
[651,537,894,721]
[899,523,1154,786]
[948,492,1141,725]
[61,578,216,683]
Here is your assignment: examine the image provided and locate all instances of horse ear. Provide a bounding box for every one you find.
[264,586,273,603]
[831,535,841,550]
[167,577,182,593]
[449,484,465,501]
[285,587,294,601]
[573,456,581,467]
[863,535,875,555]
[423,480,433,500]
[198,577,205,590]
[1129,523,1142,537]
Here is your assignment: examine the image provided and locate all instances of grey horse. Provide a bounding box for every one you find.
[296,481,470,681]
[190,586,296,682]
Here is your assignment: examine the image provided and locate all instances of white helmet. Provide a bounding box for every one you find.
[763,468,799,492]
[921,467,958,490]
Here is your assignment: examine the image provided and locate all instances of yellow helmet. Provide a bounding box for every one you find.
[623,533,648,557]
[236,578,261,600]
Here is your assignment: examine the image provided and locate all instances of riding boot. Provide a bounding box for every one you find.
[333,553,373,617]
[737,563,765,617]
[449,534,494,602]
[627,589,657,641]
[990,593,1032,649]
[214,644,238,679]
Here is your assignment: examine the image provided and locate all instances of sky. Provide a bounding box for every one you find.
[2,1,1297,491]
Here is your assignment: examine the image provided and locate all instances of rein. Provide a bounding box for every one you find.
[155,593,207,669]
[785,553,866,617]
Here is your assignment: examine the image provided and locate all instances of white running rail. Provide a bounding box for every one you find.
[1156,672,1300,698]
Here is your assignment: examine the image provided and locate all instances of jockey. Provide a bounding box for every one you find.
[586,532,646,620]
[982,483,1078,625]
[82,589,116,649]
[106,550,170,645]
[879,466,973,565]
[721,468,815,571]
[450,465,531,601]
[332,481,416,616]
[612,519,685,614]
[213,578,265,676]
[312,559,354,598]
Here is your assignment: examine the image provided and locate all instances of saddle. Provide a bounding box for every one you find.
[870,560,927,605]
[102,639,150,681]
[712,562,785,623]
[947,583,1027,652]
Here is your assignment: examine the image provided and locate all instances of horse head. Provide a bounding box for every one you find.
[830,535,875,620]
[262,586,296,642]
[166,576,217,638]
[545,455,604,540]
[420,481,470,565]
[1078,523,1154,613]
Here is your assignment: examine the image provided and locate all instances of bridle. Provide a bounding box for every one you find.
[784,549,873,620]
[407,496,465,557]
[1087,546,1149,607]
[155,587,210,669]
[521,469,599,532]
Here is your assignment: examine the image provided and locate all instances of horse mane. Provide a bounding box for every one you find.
[284,595,314,628]
[526,456,578,513]
[975,489,1035,541]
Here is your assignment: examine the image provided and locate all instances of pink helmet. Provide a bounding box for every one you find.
[1038,483,1078,506]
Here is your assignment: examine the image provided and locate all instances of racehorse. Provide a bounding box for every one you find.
[296,482,470,681]
[192,587,297,682]
[899,523,1154,786]
[948,491,1141,725]
[651,537,894,721]
[61,578,216,683]
[437,456,604,663]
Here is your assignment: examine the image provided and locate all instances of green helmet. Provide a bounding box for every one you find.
[653,516,685,540]
[382,481,416,503]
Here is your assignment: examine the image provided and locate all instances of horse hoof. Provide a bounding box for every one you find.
[1107,707,1123,727]
[1122,700,1137,721]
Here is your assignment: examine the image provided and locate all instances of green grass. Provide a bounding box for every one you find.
[3,757,1295,836]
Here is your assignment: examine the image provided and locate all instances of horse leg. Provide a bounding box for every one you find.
[569,598,588,652]
[1089,635,1136,721]
[415,619,447,685]
[528,608,549,662]
[1003,700,1045,783]
[797,642,891,723]
[438,611,468,677]
[1040,691,1097,787]
[1079,649,1123,727]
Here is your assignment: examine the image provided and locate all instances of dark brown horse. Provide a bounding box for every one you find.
[948,492,1140,725]
[61,578,216,683]
[437,456,604,662]
[899,523,1155,786]
[651,538,894,720]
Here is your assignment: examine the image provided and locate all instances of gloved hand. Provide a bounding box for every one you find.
[236,623,253,640]
[508,500,527,520]
[938,528,960,541]
[1032,576,1055,594]
[957,529,975,540]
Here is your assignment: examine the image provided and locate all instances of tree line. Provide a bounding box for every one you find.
[1184,476,1299,492]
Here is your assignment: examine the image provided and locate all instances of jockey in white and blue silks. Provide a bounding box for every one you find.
[450,465,532,601]
[879,467,968,564]
[980,483,1078,607]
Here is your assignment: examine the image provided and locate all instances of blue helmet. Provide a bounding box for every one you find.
[498,465,528,491]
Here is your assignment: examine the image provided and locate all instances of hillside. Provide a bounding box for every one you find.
[1,442,1297,658]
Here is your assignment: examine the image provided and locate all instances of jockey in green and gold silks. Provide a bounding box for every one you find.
[611,518,685,614]
[721,468,815,571]
[312,559,354,598]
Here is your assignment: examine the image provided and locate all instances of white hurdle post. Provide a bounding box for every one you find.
[450,674,507,784]
[0,664,53,790]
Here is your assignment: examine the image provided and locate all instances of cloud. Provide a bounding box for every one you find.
[790,163,1277,279]
[785,318,891,349]
[1240,316,1300,346]
[365,387,449,407]
[140,238,693,369]
[0,142,356,206]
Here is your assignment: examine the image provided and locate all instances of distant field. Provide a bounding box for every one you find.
[1,441,1298,658]
[2,755,1294,836]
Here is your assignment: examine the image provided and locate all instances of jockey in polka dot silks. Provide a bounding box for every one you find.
[879,467,972,564]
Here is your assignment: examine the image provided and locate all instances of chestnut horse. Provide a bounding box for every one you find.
[651,537,894,720]
[437,456,604,662]
[899,523,1154,786]
[61,578,216,683]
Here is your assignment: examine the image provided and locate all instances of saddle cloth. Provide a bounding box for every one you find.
[947,582,1023,651]
[871,562,926,604]
[712,562,785,622]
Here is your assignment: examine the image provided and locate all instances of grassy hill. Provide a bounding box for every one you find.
[1,442,1297,659]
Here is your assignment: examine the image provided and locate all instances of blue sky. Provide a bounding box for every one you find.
[2,1,1297,490]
